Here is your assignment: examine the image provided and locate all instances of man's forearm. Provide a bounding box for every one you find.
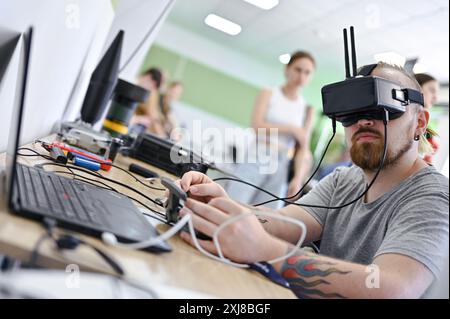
[272,248,396,299]
[238,203,308,243]
[238,203,276,230]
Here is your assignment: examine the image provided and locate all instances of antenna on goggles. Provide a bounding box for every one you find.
[350,26,358,77]
[343,28,351,79]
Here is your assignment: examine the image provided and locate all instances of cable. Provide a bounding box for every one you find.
[47,169,168,223]
[30,218,125,276]
[285,111,388,210]
[212,177,289,201]
[211,119,337,206]
[210,211,307,268]
[17,147,53,161]
[255,126,336,205]
[17,148,169,222]
[30,218,56,268]
[37,162,163,207]
[18,147,165,191]
[103,210,307,270]
[211,112,389,210]
[102,214,190,250]
[109,163,165,191]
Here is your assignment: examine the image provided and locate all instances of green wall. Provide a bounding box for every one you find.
[140,44,343,152]
[140,45,260,126]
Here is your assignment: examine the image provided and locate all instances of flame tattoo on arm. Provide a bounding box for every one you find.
[281,251,351,299]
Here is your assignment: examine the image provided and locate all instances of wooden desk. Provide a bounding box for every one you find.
[0,139,295,299]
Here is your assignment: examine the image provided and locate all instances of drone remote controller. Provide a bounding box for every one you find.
[160,177,211,240]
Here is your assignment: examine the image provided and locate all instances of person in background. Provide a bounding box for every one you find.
[226,51,316,208]
[159,81,184,141]
[415,73,440,164]
[131,67,166,137]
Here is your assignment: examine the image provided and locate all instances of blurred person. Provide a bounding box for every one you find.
[131,67,166,137]
[226,51,316,208]
[159,81,184,141]
[415,73,440,164]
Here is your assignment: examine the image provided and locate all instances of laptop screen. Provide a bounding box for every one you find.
[5,27,32,209]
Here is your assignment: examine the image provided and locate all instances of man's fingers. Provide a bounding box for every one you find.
[189,183,222,198]
[180,207,217,237]
[208,197,247,216]
[180,174,193,192]
[180,232,219,255]
[184,199,228,225]
[180,172,209,192]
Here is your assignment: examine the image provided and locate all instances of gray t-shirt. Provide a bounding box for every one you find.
[298,165,449,278]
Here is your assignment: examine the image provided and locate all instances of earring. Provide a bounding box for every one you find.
[414,135,420,141]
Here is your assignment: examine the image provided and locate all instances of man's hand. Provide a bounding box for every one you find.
[169,171,229,203]
[179,197,288,264]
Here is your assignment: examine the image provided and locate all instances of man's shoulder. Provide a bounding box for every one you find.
[330,164,363,181]
[411,166,449,193]
[317,165,364,191]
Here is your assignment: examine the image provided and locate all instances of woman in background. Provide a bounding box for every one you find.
[159,81,184,141]
[131,67,167,137]
[226,51,316,208]
[415,73,440,164]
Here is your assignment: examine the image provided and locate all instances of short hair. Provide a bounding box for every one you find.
[142,67,163,89]
[288,51,316,67]
[374,62,421,91]
[415,73,437,87]
[373,62,436,155]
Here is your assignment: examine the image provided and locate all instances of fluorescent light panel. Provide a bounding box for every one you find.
[279,53,291,64]
[243,0,279,10]
[204,14,242,36]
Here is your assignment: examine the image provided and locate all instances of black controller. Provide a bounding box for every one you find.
[160,177,211,240]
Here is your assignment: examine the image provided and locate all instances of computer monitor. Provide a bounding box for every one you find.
[79,30,123,125]
[4,27,32,208]
[0,27,20,83]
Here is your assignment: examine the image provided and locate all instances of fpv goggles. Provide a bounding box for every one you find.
[321,27,424,127]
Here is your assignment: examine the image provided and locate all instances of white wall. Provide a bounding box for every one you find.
[154,20,284,88]
[107,0,175,82]
[0,0,114,151]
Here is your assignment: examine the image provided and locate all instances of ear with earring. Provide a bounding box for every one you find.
[414,134,420,141]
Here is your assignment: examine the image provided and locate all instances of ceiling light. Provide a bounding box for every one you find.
[243,0,279,10]
[413,63,428,74]
[279,53,291,65]
[373,52,406,67]
[204,14,242,36]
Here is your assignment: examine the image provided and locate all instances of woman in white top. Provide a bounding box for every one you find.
[226,51,315,207]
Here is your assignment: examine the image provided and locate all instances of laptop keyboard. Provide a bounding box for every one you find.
[17,163,104,225]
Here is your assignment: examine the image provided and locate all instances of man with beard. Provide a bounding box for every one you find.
[172,63,449,298]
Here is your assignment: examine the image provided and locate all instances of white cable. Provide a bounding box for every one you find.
[102,209,307,269]
[102,214,191,250]
[211,211,307,268]
[166,210,306,269]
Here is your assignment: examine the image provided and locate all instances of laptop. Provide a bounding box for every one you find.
[2,27,170,253]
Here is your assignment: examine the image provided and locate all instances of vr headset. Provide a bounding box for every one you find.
[321,27,424,127]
